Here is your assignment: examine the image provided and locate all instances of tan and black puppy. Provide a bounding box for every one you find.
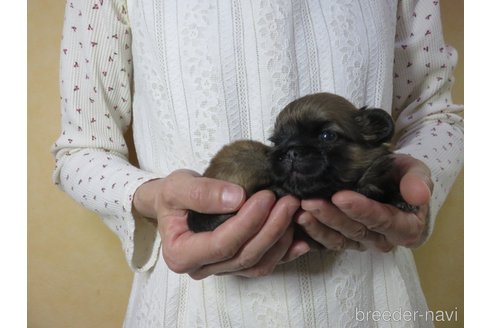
[187,92,415,232]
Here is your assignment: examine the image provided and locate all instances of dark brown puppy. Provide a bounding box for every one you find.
[187,93,416,232]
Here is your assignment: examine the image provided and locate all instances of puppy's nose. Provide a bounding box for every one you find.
[286,148,303,161]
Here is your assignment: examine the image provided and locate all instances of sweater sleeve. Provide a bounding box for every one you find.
[392,0,464,241]
[51,0,162,271]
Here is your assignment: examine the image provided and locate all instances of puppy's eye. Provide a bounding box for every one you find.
[319,130,337,142]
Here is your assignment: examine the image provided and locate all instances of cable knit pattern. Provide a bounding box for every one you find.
[52,0,463,327]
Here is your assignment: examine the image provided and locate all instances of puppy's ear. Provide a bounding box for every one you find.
[354,107,394,144]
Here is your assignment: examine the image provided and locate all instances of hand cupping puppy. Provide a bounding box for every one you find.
[133,169,309,279]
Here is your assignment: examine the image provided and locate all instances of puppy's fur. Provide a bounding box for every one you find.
[187,93,416,232]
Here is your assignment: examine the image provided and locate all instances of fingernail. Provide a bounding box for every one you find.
[295,212,309,226]
[288,203,300,217]
[222,185,244,210]
[416,172,433,193]
[332,193,364,210]
[257,191,276,210]
[295,244,310,258]
[332,198,350,210]
[335,202,351,211]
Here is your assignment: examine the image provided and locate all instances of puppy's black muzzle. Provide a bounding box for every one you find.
[276,146,325,175]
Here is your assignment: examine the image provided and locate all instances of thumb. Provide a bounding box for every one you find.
[165,169,246,213]
[394,155,433,206]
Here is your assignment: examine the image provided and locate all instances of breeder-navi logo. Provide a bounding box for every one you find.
[355,307,459,323]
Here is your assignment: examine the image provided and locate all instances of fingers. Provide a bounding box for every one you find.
[295,210,364,251]
[188,195,302,279]
[280,238,311,263]
[233,227,297,278]
[162,169,246,213]
[299,199,391,251]
[227,195,299,266]
[159,190,276,274]
[197,227,295,279]
[332,191,427,247]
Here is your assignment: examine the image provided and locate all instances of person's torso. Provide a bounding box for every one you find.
[126,0,398,175]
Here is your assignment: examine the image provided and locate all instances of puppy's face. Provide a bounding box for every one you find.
[269,93,394,198]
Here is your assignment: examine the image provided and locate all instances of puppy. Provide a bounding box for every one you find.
[187,93,416,232]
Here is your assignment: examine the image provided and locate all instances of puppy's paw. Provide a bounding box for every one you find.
[187,211,234,232]
[394,201,419,213]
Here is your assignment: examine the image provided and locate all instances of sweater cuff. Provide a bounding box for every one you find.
[54,149,164,271]
[123,175,163,272]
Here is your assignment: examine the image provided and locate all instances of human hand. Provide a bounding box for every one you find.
[296,154,433,251]
[133,169,309,279]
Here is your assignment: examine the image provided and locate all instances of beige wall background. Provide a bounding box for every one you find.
[27,1,464,327]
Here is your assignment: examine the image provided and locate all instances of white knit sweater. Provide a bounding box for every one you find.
[53,0,463,327]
